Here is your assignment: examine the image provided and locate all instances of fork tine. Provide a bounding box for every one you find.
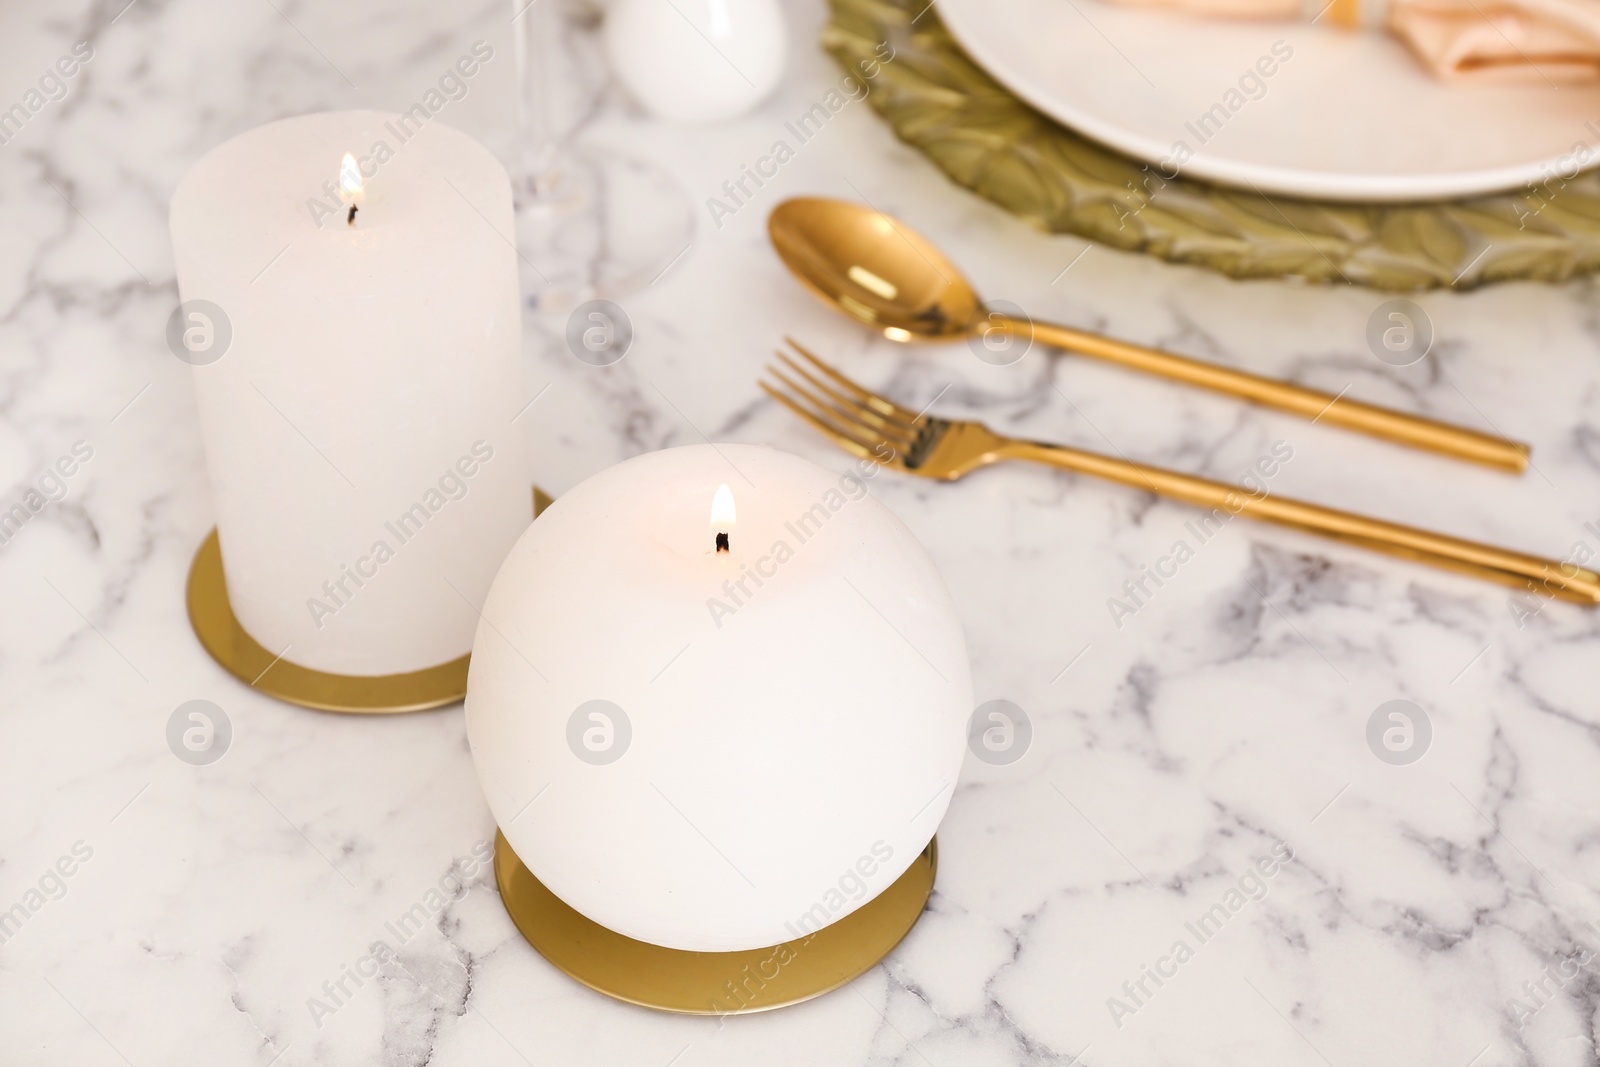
[783,337,923,423]
[773,351,918,446]
[766,366,903,454]
[759,380,883,464]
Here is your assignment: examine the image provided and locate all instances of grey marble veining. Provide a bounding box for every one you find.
[2,0,1598,1064]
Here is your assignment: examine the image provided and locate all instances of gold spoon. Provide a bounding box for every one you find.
[768,197,1530,474]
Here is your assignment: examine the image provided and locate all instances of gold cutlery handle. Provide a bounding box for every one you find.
[1014,318,1530,474]
[1004,440,1598,604]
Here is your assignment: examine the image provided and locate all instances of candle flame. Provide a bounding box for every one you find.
[339,152,364,203]
[709,483,736,528]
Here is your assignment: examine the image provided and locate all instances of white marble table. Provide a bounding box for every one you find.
[3,0,1599,1064]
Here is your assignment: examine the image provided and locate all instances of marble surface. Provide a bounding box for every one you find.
[3,0,1599,1064]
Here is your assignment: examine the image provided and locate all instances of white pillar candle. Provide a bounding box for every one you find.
[466,444,971,952]
[170,110,531,676]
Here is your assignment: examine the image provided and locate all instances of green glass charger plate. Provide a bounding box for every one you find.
[823,0,1600,290]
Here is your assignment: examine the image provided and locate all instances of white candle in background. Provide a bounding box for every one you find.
[466,444,971,952]
[169,110,531,676]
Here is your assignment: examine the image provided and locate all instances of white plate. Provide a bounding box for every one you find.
[936,0,1600,201]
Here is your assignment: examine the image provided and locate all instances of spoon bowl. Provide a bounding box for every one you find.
[768,197,978,342]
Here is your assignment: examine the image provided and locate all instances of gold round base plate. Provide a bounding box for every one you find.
[185,529,469,713]
[492,829,937,1014]
[185,489,552,714]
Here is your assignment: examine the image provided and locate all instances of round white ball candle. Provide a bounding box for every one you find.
[169,111,531,675]
[604,0,787,123]
[466,444,971,952]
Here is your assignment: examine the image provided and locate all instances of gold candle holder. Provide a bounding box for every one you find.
[184,488,553,713]
[492,830,938,1013]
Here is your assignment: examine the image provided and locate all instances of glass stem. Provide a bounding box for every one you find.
[512,0,566,198]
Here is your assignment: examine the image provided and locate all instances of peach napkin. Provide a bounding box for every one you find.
[1109,0,1600,82]
[1388,0,1600,82]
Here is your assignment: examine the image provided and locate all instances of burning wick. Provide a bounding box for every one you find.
[710,483,736,554]
[339,151,364,227]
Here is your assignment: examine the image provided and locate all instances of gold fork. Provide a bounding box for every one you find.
[760,339,1600,606]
